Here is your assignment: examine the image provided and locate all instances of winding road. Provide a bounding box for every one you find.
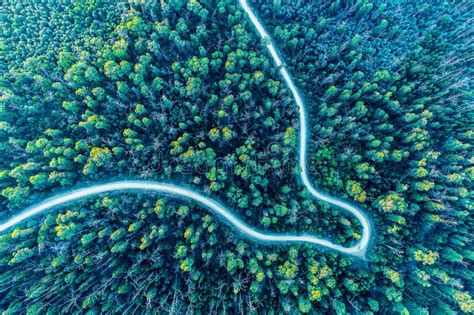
[0,0,372,257]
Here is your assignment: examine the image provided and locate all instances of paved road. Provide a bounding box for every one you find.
[0,0,372,257]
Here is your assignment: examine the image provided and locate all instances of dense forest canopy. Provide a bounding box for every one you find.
[0,0,472,313]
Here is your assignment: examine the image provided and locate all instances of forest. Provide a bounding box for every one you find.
[0,0,472,313]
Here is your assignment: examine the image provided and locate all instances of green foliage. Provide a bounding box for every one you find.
[0,0,471,313]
